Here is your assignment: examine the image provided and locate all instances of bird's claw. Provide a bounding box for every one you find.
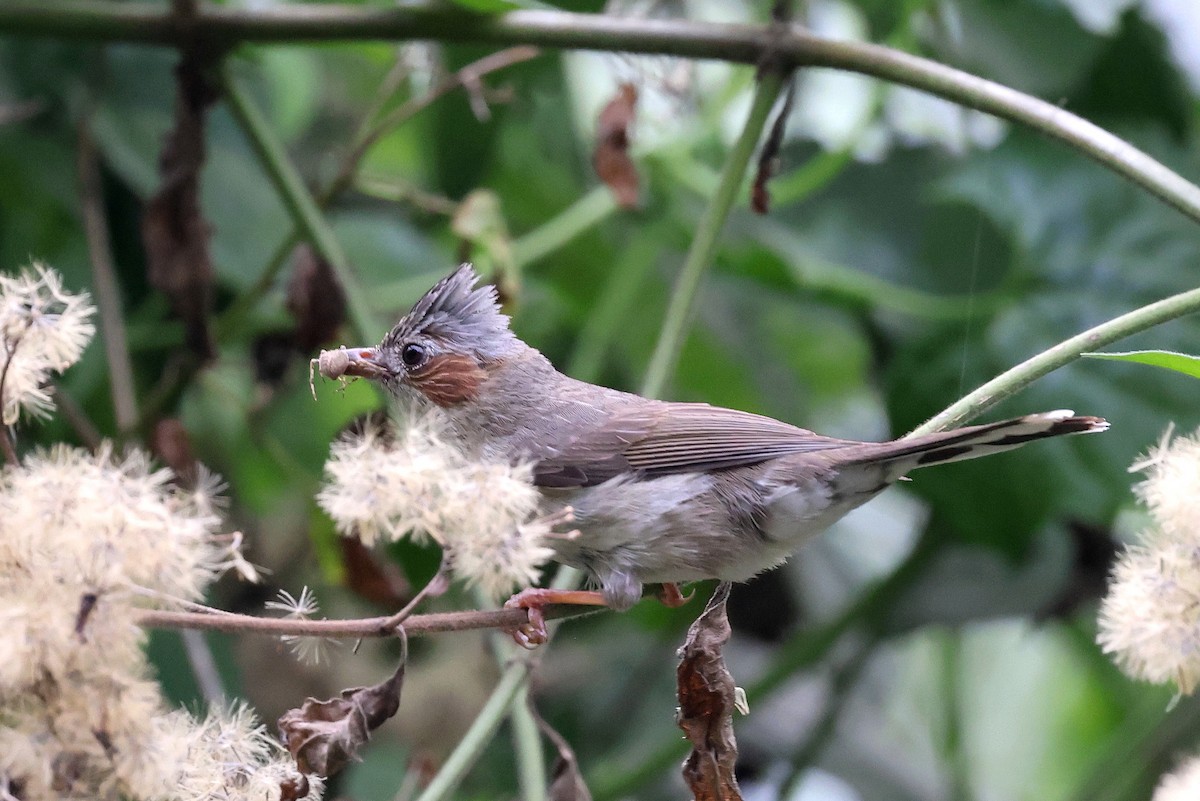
[504,590,549,649]
[657,582,694,608]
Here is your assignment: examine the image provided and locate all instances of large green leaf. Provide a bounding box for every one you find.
[1084,349,1200,380]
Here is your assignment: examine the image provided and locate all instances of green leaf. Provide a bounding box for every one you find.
[444,0,524,10]
[1083,349,1200,380]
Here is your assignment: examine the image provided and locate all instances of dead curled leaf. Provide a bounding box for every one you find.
[141,54,219,360]
[676,582,742,801]
[751,79,795,216]
[278,774,310,801]
[532,705,592,801]
[286,245,347,353]
[151,417,198,486]
[593,82,639,209]
[278,654,405,778]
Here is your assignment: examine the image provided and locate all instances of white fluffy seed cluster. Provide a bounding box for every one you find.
[1098,428,1200,694]
[0,445,316,801]
[0,264,95,424]
[317,415,558,601]
[0,264,314,800]
[1154,754,1200,801]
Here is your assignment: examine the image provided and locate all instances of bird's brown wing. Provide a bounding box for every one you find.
[532,402,856,488]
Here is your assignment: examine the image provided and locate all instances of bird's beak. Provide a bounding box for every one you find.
[315,346,391,381]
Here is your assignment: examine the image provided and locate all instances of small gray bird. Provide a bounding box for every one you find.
[338,265,1107,645]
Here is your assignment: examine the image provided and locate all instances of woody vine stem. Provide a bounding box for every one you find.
[3,2,1200,224]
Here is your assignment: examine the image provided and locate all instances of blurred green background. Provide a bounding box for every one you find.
[2,0,1200,799]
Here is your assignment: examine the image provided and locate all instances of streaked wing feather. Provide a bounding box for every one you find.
[532,402,854,488]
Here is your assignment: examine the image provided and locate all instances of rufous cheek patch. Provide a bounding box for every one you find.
[412,353,487,406]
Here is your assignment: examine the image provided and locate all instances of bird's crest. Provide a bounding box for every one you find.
[382,264,516,360]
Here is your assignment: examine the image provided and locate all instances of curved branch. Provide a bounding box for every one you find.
[910,284,1200,436]
[4,3,1200,223]
[135,603,596,638]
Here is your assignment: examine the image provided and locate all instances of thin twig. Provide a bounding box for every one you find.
[220,65,379,343]
[330,45,539,198]
[50,380,104,450]
[909,284,1200,436]
[78,115,139,434]
[377,556,451,634]
[135,603,598,638]
[641,70,787,399]
[180,629,226,704]
[0,333,24,465]
[216,45,536,342]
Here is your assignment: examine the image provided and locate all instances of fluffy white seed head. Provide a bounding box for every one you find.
[0,263,95,424]
[0,445,236,700]
[266,587,335,665]
[130,705,320,801]
[0,444,226,604]
[1132,426,1200,542]
[1155,754,1200,801]
[317,414,558,600]
[1099,426,1200,694]
[1097,536,1200,693]
[0,267,305,800]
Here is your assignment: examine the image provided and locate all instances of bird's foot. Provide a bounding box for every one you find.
[503,588,609,649]
[656,582,695,608]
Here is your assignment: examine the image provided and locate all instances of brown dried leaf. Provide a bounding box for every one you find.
[340,537,412,608]
[751,80,794,216]
[286,245,347,353]
[676,582,742,801]
[141,55,219,360]
[279,774,310,801]
[593,83,639,209]
[151,417,197,486]
[532,706,592,801]
[253,331,297,388]
[278,657,405,778]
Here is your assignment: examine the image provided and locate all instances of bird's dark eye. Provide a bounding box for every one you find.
[401,342,428,369]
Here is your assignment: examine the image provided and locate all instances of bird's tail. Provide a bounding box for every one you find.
[846,410,1108,480]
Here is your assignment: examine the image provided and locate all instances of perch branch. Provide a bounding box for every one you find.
[135,603,597,638]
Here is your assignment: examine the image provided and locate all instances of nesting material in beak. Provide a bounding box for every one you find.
[310,346,390,397]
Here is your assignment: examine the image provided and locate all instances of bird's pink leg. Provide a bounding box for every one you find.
[657,582,694,608]
[504,588,609,648]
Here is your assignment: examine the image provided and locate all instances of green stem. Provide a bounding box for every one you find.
[512,186,618,269]
[640,72,785,399]
[412,659,534,801]
[940,628,971,801]
[511,684,547,801]
[478,590,547,801]
[7,4,1200,224]
[910,284,1200,436]
[567,223,664,382]
[768,147,854,207]
[416,567,584,801]
[219,65,379,341]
